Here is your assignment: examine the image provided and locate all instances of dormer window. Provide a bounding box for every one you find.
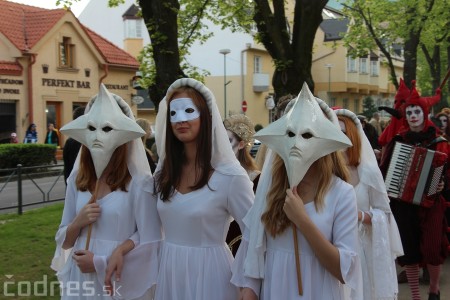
[59,37,74,68]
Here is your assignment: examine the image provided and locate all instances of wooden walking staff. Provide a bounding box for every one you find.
[292,223,303,295]
[85,181,101,250]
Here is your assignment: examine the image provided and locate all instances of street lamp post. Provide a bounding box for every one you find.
[325,64,333,102]
[220,49,231,119]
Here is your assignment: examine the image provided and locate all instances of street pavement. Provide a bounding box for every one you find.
[397,258,450,299]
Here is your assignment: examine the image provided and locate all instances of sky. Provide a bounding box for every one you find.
[8,0,90,17]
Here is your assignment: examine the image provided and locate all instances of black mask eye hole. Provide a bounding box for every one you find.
[185,108,194,113]
[302,132,313,139]
[170,111,176,116]
[102,126,113,133]
[88,125,96,131]
[287,131,295,137]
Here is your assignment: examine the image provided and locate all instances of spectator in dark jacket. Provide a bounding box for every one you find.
[63,107,84,184]
[23,123,37,143]
[358,115,380,150]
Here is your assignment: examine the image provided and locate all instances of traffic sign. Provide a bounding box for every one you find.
[242,101,248,112]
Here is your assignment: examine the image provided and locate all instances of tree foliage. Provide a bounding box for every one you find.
[341,0,449,97]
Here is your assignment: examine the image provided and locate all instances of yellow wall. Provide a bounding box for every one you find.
[206,47,274,128]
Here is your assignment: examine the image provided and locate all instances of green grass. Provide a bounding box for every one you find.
[0,204,64,299]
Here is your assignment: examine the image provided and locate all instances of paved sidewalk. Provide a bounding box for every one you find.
[397,258,449,299]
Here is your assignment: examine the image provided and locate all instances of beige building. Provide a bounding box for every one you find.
[0,1,141,144]
[206,6,404,127]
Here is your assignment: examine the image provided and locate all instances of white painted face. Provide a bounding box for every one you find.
[439,116,448,132]
[227,129,240,156]
[405,105,424,132]
[169,98,200,123]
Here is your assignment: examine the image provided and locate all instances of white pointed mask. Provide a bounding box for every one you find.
[60,84,145,178]
[254,83,352,187]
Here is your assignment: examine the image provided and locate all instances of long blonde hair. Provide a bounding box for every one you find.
[261,151,349,237]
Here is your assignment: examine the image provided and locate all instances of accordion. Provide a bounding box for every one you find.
[385,142,447,207]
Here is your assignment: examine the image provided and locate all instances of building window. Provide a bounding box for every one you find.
[359,57,368,74]
[354,98,360,112]
[254,56,262,73]
[347,57,356,72]
[124,19,142,38]
[370,60,379,76]
[59,37,74,68]
[343,98,349,109]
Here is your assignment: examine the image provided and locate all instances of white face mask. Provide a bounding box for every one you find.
[255,83,352,187]
[405,105,424,131]
[60,84,145,178]
[169,98,200,123]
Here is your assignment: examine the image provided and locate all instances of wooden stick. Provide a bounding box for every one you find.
[292,223,303,295]
[439,68,450,90]
[85,181,100,250]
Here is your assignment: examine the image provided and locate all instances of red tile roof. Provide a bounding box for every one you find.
[0,60,23,75]
[0,1,138,68]
[0,1,65,52]
[82,26,139,68]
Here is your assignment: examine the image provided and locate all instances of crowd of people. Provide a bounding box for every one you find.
[50,78,448,300]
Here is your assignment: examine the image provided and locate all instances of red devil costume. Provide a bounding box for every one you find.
[380,82,448,300]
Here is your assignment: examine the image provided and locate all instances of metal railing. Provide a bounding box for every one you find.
[0,164,66,214]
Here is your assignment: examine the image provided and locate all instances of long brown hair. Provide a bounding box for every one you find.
[76,144,131,192]
[261,151,349,237]
[338,115,361,167]
[155,86,213,201]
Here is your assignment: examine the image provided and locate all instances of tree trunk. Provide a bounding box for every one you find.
[403,30,420,88]
[139,0,185,110]
[254,0,327,102]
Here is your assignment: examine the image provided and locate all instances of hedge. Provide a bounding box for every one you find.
[0,144,56,169]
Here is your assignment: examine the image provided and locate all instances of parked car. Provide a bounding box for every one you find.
[250,139,261,158]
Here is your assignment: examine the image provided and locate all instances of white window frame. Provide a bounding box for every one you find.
[359,57,368,74]
[370,60,379,76]
[124,19,143,39]
[347,57,357,72]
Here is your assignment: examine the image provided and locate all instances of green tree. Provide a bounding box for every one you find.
[362,96,377,119]
[341,0,447,90]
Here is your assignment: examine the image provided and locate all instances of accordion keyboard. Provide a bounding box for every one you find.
[385,143,414,198]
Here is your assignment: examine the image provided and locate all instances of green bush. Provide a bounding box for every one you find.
[254,124,264,132]
[0,144,56,168]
